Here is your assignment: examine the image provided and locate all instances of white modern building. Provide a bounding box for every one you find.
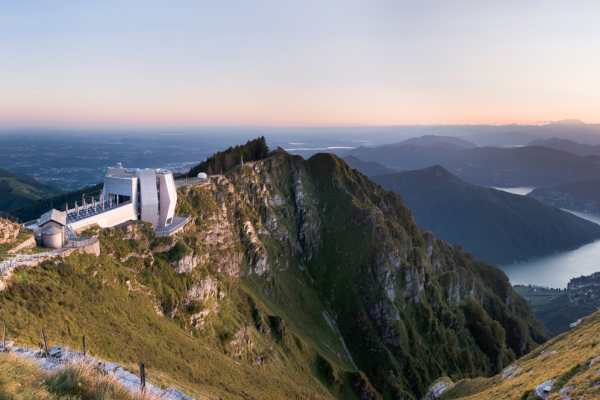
[28,164,186,248]
[99,163,177,229]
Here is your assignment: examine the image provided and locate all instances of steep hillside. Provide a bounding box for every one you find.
[371,166,600,264]
[348,145,600,187]
[527,272,600,336]
[529,178,600,215]
[0,168,64,214]
[0,150,547,399]
[436,310,600,399]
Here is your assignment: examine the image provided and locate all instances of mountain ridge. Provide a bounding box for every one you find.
[370,165,600,264]
[0,149,547,399]
[348,144,600,187]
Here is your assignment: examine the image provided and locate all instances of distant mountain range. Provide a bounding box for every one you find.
[382,135,478,149]
[369,165,600,264]
[0,168,64,215]
[528,178,600,215]
[527,137,600,157]
[467,120,600,146]
[348,144,600,187]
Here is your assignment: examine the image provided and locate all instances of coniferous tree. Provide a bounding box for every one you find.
[188,137,269,177]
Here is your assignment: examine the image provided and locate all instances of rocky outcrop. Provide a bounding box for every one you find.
[229,325,253,357]
[424,378,454,400]
[187,276,219,301]
[187,277,223,329]
[533,379,555,399]
[173,253,198,273]
[0,219,19,244]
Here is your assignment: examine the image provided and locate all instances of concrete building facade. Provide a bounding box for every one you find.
[29,164,183,248]
[100,164,176,228]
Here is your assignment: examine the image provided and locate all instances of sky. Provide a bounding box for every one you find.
[1,1,600,128]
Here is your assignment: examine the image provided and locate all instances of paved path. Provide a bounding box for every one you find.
[4,344,195,400]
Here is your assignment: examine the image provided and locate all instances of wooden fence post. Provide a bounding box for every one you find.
[82,335,86,357]
[2,324,5,349]
[139,362,146,392]
[41,329,49,357]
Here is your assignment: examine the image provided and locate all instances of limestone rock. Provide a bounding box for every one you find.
[0,219,19,244]
[173,252,198,273]
[533,379,555,399]
[424,377,454,400]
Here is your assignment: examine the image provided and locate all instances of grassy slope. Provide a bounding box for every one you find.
[0,168,64,214]
[221,153,547,397]
[441,311,600,399]
[0,150,548,399]
[0,249,340,399]
[0,353,153,400]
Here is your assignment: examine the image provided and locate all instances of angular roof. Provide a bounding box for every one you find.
[39,209,67,227]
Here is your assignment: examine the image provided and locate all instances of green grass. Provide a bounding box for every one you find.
[441,311,600,399]
[0,353,153,400]
[0,150,549,399]
[0,168,64,213]
[0,229,34,253]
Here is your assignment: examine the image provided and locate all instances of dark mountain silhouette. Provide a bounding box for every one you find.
[343,155,396,176]
[348,144,600,187]
[385,135,478,149]
[527,137,600,157]
[371,165,600,264]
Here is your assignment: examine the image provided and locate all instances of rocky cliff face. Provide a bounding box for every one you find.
[167,150,547,398]
[0,150,548,399]
[0,218,19,244]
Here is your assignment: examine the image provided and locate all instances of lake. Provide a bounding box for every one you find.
[490,187,537,196]
[493,187,600,288]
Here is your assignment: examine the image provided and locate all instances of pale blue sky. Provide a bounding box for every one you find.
[1,1,599,127]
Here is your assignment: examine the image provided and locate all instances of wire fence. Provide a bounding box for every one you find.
[0,324,221,400]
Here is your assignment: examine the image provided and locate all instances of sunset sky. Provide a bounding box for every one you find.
[1,1,599,127]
